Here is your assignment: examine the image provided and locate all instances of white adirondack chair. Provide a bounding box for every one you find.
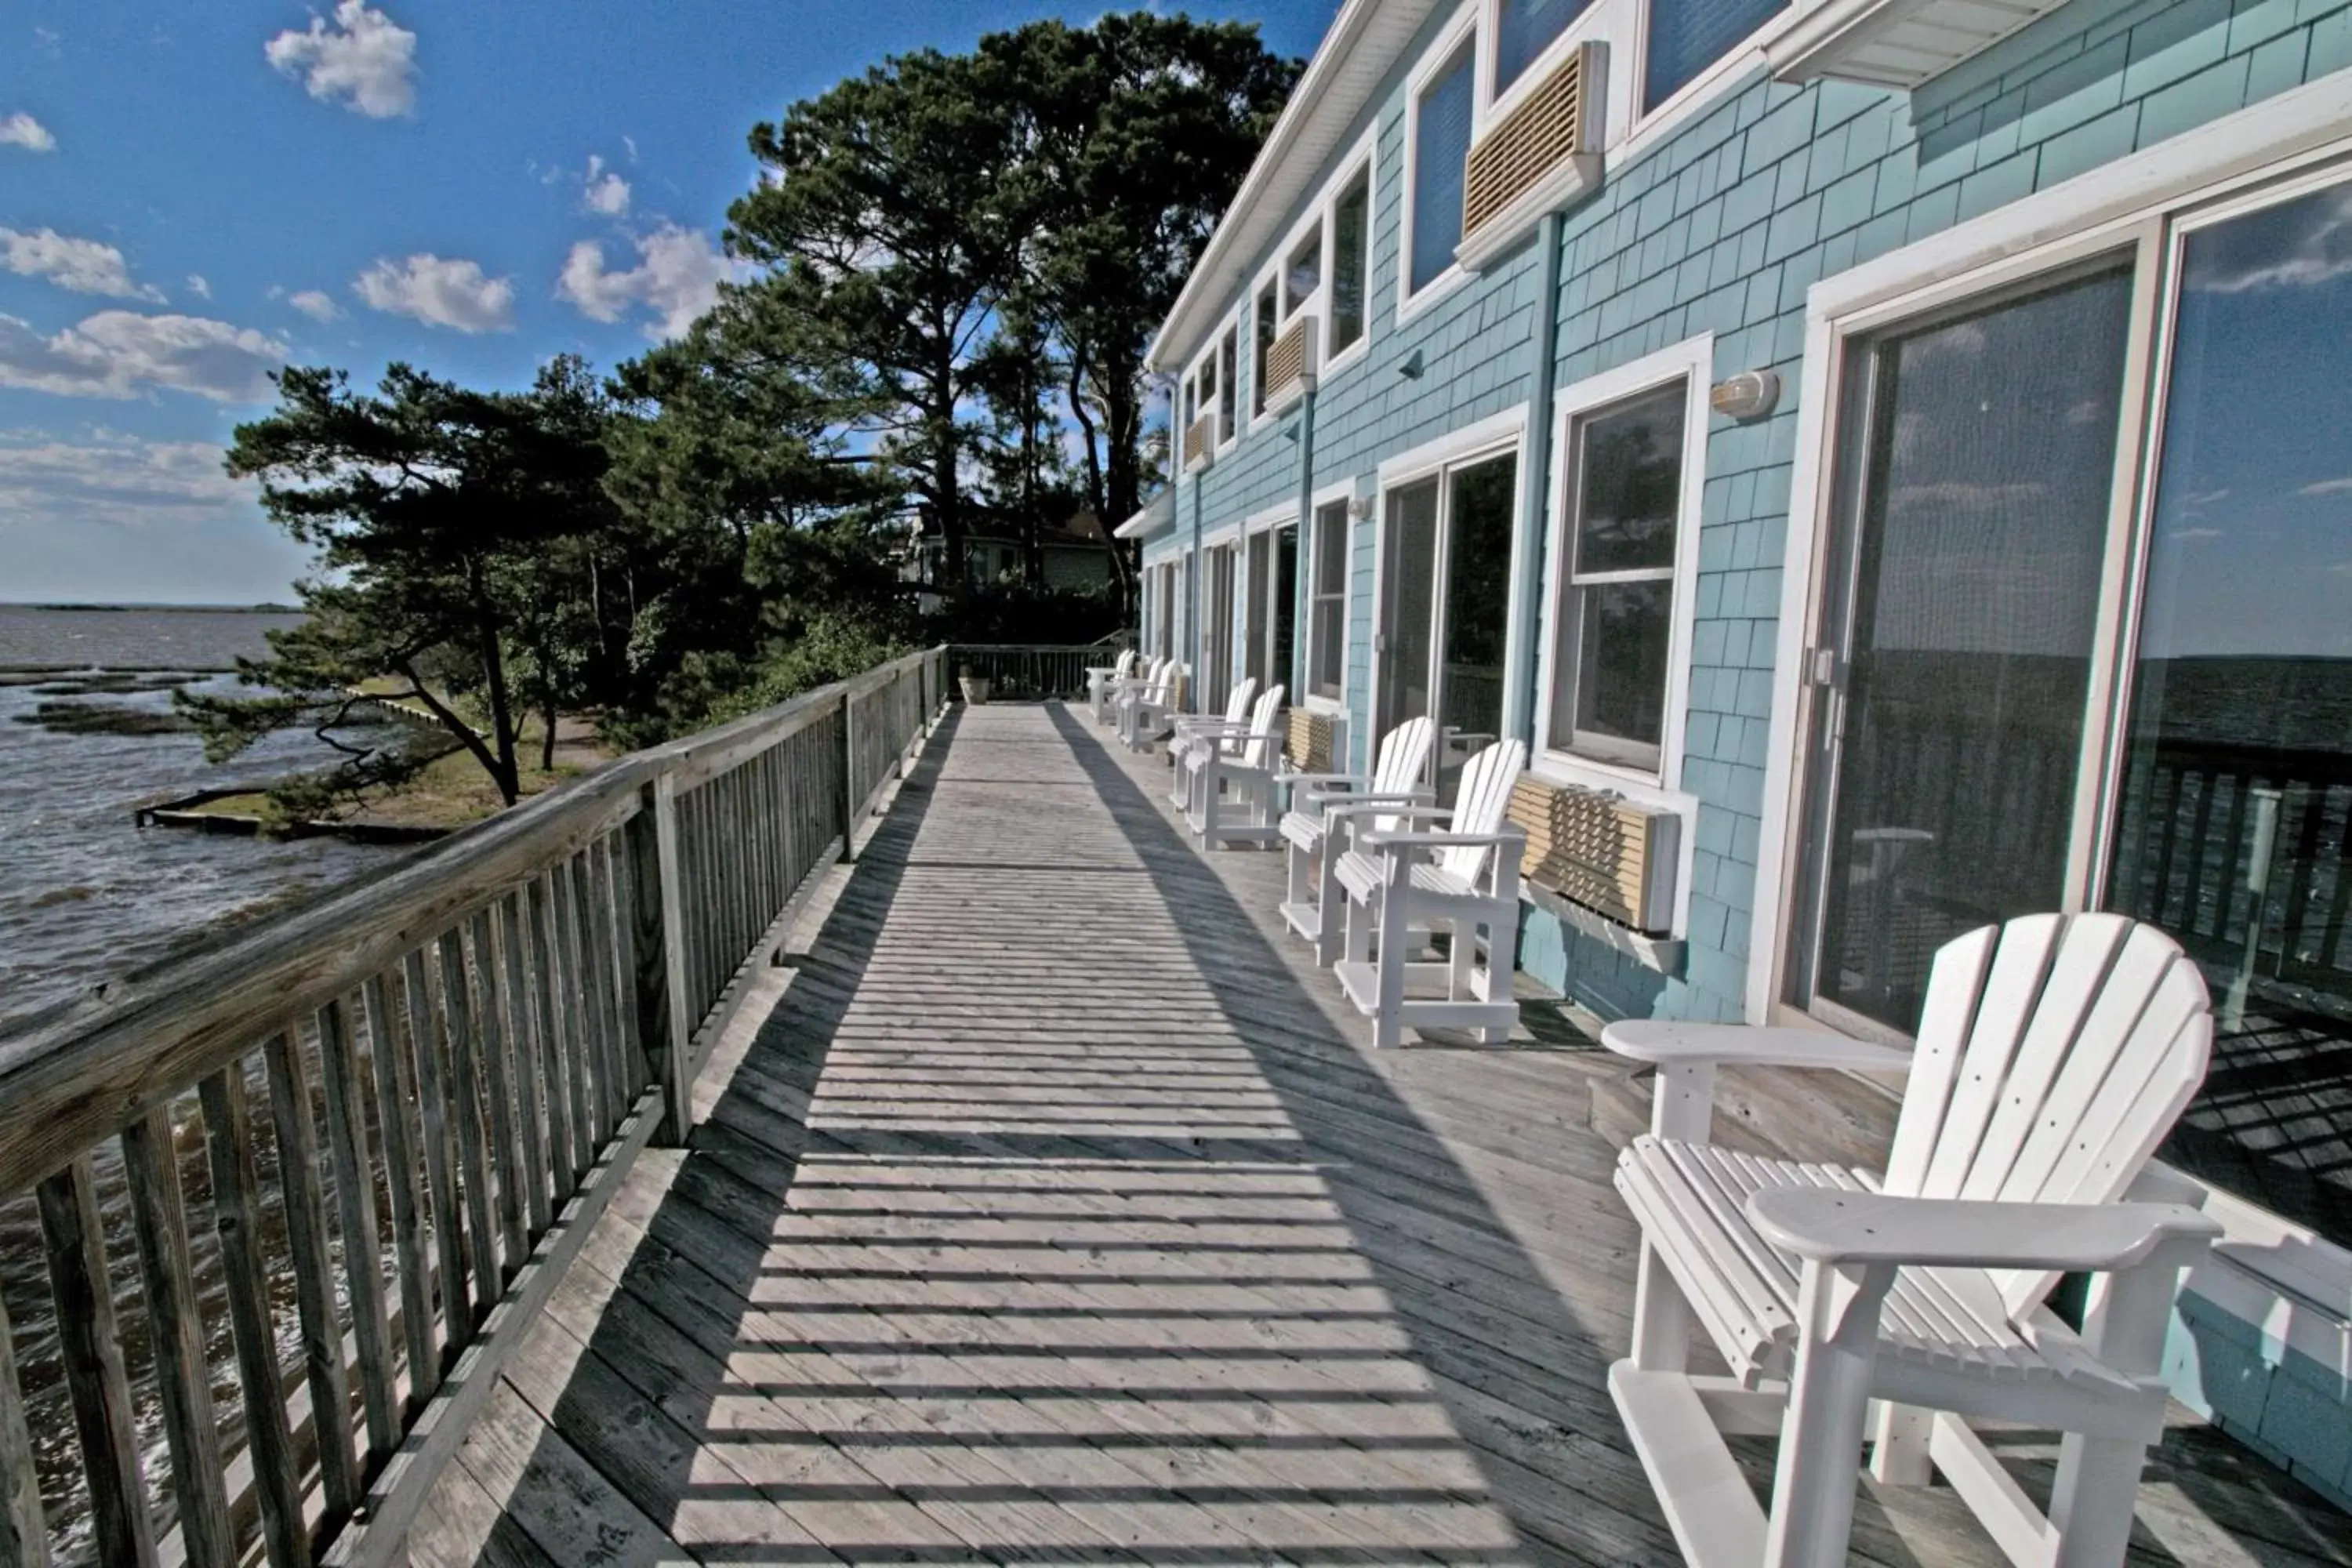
[1117,662,1186,751]
[1276,717,1437,966]
[1101,654,1163,728]
[1333,738,1526,1049]
[1185,684,1286,848]
[1086,648,1137,724]
[1605,912,2221,1568]
[1165,677,1258,807]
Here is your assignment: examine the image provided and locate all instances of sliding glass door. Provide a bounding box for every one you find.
[1792,268,2135,1033]
[1377,450,1517,793]
[2105,179,2352,1247]
[1784,169,2352,1250]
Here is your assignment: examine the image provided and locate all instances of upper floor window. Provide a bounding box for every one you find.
[1308,497,1351,700]
[1409,41,1475,298]
[1217,325,1238,440]
[1495,0,1594,93]
[1283,232,1322,319]
[1645,0,1789,111]
[1252,283,1277,417]
[1330,165,1370,354]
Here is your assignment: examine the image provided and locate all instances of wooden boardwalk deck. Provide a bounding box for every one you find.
[408,703,2352,1567]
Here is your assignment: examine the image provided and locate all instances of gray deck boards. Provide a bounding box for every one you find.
[409,702,2352,1567]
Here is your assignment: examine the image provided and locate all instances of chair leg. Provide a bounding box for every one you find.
[1287,838,1312,909]
[1449,917,1475,1001]
[1373,877,1408,1050]
[1762,1262,1892,1568]
[1869,1403,1935,1486]
[2047,1435,2147,1568]
[1316,846,1345,967]
[1629,1242,1690,1371]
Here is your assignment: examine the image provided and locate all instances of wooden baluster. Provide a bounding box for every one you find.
[496,891,552,1238]
[263,1029,361,1530]
[561,853,608,1143]
[120,1106,236,1567]
[361,973,437,1410]
[468,909,528,1278]
[0,1288,51,1568]
[552,862,603,1148]
[835,700,856,862]
[316,998,399,1468]
[197,1066,307,1568]
[432,931,503,1309]
[650,774,693,1142]
[528,874,583,1191]
[586,845,630,1118]
[37,1156,156,1567]
[402,948,472,1341]
[601,837,650,1097]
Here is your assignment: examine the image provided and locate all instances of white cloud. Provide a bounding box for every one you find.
[353,253,514,332]
[2198,186,2352,294]
[583,154,630,216]
[621,135,638,163]
[0,227,165,301]
[288,289,343,321]
[265,1,417,119]
[186,274,210,299]
[0,433,255,530]
[2299,477,2352,497]
[0,111,54,151]
[0,310,288,401]
[557,225,732,339]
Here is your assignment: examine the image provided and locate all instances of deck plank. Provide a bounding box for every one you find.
[408,703,2352,1568]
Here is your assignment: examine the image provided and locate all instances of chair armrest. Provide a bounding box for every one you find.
[1278,771,1372,790]
[1601,1021,1913,1074]
[1357,826,1523,851]
[1747,1190,2221,1272]
[1323,797,1446,819]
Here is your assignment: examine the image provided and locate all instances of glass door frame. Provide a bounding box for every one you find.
[1367,412,1530,779]
[1762,155,2352,1040]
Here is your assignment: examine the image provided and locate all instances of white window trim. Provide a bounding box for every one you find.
[1305,478,1359,713]
[1185,314,1244,455]
[1245,499,1298,535]
[1367,405,1529,754]
[1740,74,2352,1321]
[1396,2,1482,329]
[1533,334,1711,791]
[1248,129,1380,432]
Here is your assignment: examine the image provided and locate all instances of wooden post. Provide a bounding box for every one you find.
[37,1157,156,1568]
[0,1289,48,1568]
[648,773,695,1142]
[837,690,857,863]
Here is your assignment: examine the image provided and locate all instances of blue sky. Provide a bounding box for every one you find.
[0,1,1336,604]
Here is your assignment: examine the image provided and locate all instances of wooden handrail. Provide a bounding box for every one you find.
[0,644,950,1568]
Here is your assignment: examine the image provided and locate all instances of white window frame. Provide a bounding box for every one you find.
[1184,318,1243,455]
[1304,479,1358,712]
[1249,130,1379,432]
[1534,334,1711,794]
[1396,2,1482,328]
[1368,405,1529,752]
[1741,76,2352,1348]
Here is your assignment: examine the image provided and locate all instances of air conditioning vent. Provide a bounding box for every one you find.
[1264,315,1316,412]
[1457,42,1604,269]
[1286,708,1343,772]
[1182,412,1218,474]
[1506,775,1679,935]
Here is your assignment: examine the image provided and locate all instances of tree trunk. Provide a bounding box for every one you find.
[467,562,522,805]
[1080,358,1135,624]
[540,679,559,773]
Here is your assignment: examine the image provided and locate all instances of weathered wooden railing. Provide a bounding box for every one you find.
[0,645,946,1568]
[949,641,1130,701]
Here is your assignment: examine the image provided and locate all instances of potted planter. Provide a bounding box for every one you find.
[958,666,991,705]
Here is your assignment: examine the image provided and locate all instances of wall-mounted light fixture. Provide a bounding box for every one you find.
[1346,494,1374,521]
[1709,369,1780,421]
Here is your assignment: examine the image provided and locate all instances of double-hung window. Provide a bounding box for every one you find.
[1307,498,1351,701]
[1643,0,1789,111]
[1251,284,1278,418]
[1494,0,1595,93]
[1543,350,1704,775]
[1329,166,1370,355]
[1217,325,1237,442]
[1407,40,1475,299]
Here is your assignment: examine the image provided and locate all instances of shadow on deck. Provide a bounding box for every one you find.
[406,703,2352,1567]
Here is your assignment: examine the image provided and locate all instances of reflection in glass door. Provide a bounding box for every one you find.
[1794,269,2134,1032]
[1376,452,1518,789]
[2107,180,2352,1249]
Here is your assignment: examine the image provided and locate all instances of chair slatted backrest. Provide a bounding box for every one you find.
[1361,717,1439,836]
[1880,913,2214,1316]
[1113,648,1136,679]
[1242,686,1286,768]
[1436,739,1526,886]
[1213,677,1258,747]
